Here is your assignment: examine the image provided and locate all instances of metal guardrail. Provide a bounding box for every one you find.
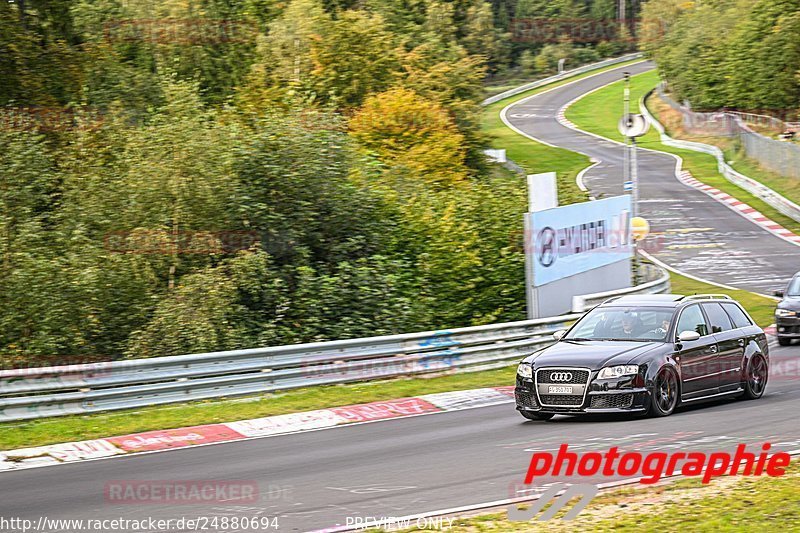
[481,53,644,107]
[641,89,800,225]
[0,315,579,421]
[0,264,671,422]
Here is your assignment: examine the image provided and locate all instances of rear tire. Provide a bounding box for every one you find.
[648,367,679,417]
[778,337,791,346]
[520,411,554,421]
[740,354,768,400]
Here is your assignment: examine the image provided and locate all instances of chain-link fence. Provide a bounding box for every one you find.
[655,84,800,180]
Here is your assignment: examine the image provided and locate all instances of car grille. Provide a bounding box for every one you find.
[590,394,634,409]
[536,367,591,408]
[537,369,590,384]
[515,390,539,409]
[539,395,585,406]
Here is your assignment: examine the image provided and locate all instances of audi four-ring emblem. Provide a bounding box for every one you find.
[550,372,573,382]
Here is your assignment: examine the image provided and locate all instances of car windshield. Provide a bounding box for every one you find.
[564,307,675,342]
[788,278,800,297]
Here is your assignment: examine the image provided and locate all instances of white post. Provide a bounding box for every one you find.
[623,73,631,194]
[527,172,558,213]
[525,172,558,319]
[631,137,639,220]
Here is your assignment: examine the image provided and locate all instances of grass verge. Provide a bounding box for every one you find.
[565,70,800,235]
[406,460,800,531]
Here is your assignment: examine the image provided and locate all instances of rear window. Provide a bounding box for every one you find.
[702,302,733,333]
[722,303,752,328]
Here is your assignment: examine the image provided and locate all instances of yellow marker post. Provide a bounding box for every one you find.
[631,216,650,242]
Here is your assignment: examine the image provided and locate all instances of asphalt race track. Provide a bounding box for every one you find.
[1,342,799,532]
[505,61,799,295]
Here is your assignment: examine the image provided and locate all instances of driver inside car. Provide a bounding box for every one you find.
[652,318,670,337]
[615,313,642,338]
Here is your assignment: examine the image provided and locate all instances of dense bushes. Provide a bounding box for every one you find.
[1,0,645,366]
[0,0,535,366]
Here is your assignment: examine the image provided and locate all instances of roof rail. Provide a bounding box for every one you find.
[680,294,733,301]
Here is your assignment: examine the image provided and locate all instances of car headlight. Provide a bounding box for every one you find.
[598,365,640,379]
[517,363,533,379]
[776,309,797,318]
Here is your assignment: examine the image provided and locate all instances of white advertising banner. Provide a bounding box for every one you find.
[527,195,633,287]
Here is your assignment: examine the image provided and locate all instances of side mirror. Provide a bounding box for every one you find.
[553,330,566,341]
[678,330,701,342]
[774,290,784,298]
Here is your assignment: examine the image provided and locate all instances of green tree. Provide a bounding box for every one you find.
[125,251,282,357]
[722,0,800,113]
[309,10,400,107]
[350,87,470,187]
[462,1,512,72]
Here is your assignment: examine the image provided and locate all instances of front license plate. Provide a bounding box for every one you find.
[548,386,573,394]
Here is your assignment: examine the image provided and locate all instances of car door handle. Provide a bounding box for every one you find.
[709,346,718,354]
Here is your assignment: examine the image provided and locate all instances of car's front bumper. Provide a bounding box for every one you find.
[515,376,649,414]
[776,316,800,338]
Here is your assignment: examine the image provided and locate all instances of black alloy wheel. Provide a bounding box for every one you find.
[741,354,768,400]
[649,367,679,417]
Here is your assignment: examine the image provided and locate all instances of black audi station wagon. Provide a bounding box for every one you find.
[515,294,769,420]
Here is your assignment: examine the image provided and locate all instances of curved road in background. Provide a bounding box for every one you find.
[505,61,799,295]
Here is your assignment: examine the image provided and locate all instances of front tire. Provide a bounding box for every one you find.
[648,367,679,417]
[740,354,768,400]
[520,411,554,421]
[778,337,791,346]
